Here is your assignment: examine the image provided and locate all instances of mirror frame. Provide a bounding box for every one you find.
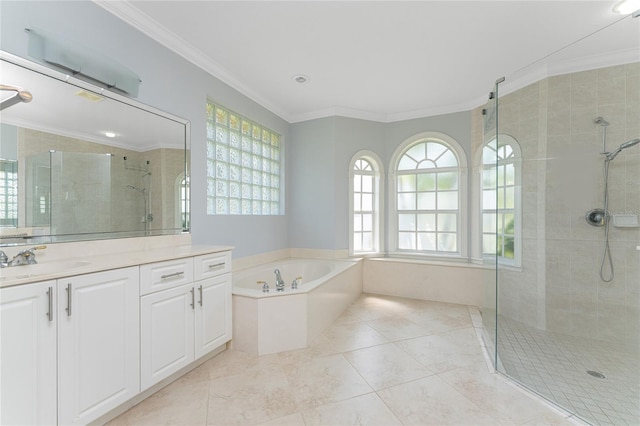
[0,51,190,247]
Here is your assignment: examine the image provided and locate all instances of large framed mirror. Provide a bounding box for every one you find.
[0,51,190,247]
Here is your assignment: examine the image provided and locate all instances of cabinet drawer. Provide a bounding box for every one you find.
[194,251,231,281]
[140,258,194,295]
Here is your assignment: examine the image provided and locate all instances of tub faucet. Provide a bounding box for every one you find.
[274,268,285,292]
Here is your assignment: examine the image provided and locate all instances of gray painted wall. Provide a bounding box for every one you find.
[289,112,471,252]
[0,0,290,258]
[1,1,473,257]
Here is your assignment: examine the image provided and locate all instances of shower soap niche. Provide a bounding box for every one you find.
[612,214,639,228]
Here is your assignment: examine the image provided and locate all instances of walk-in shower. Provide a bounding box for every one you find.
[481,20,639,425]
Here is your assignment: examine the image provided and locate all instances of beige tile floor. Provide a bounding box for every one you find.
[108,294,584,426]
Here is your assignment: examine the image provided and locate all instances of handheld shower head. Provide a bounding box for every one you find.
[606,138,640,161]
[594,116,610,126]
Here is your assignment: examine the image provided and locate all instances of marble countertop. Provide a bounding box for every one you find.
[0,243,233,289]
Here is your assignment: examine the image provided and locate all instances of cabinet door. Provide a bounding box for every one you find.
[140,284,195,391]
[1,281,57,425]
[195,274,232,358]
[57,267,140,426]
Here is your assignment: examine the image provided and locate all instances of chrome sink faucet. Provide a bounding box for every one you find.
[274,268,285,292]
[0,245,47,268]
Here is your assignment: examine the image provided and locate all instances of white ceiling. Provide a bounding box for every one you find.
[96,1,639,123]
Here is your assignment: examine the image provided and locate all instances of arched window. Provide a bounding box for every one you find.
[349,151,383,255]
[390,132,467,257]
[481,135,521,265]
[175,173,189,230]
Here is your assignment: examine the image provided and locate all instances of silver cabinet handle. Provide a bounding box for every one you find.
[65,283,72,317]
[47,286,53,322]
[208,262,225,269]
[161,271,185,280]
[198,285,203,306]
[190,287,195,309]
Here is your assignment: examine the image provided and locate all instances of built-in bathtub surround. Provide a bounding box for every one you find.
[363,258,488,307]
[232,258,362,355]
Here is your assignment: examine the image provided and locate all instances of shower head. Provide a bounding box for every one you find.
[594,116,610,126]
[606,138,640,161]
[0,84,33,111]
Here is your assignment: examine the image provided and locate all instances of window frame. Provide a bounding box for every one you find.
[349,150,384,256]
[388,132,468,259]
[479,134,522,267]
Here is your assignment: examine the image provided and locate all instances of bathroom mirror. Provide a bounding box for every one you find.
[0,52,190,246]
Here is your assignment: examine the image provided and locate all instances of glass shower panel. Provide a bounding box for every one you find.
[493,14,639,425]
[479,84,500,371]
[50,151,111,236]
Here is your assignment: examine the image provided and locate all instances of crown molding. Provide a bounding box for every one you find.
[92,0,293,123]
[93,1,638,126]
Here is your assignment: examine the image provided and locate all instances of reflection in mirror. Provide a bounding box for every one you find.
[0,52,190,247]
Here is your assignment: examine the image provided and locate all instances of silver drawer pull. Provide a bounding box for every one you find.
[190,287,195,309]
[198,285,203,306]
[208,262,225,269]
[160,271,185,280]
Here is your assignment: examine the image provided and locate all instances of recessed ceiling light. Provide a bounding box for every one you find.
[613,0,640,14]
[292,74,310,84]
[104,131,116,138]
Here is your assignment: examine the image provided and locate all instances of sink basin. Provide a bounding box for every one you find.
[0,260,92,280]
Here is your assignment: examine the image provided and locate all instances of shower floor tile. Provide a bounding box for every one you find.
[494,315,640,426]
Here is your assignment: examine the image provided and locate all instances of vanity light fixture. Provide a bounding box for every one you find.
[292,74,310,84]
[613,0,640,15]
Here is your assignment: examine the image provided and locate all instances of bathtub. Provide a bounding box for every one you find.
[232,258,363,355]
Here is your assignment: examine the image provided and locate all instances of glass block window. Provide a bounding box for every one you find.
[350,152,383,255]
[0,159,18,227]
[206,102,281,215]
[395,140,460,254]
[481,137,520,265]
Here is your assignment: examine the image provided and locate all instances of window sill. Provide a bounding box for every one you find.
[364,255,490,270]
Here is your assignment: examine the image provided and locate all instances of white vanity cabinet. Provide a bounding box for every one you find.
[0,242,231,425]
[140,252,231,390]
[1,280,57,425]
[57,267,140,425]
[0,267,139,426]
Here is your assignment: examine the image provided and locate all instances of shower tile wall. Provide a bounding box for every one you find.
[17,129,184,234]
[496,62,640,348]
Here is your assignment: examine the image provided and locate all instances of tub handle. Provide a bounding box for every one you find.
[291,276,302,290]
[257,280,269,293]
